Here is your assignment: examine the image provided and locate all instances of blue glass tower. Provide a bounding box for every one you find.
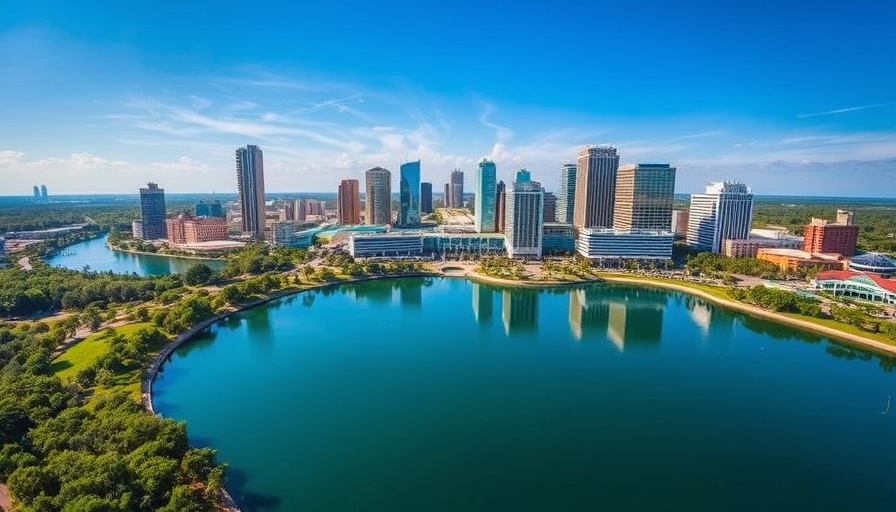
[475,159,497,233]
[399,160,421,226]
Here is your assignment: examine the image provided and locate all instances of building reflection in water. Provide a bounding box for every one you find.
[569,286,667,351]
[684,295,735,342]
[472,282,494,324]
[398,279,422,308]
[502,289,539,335]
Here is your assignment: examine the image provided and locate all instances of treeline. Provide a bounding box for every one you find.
[0,204,137,233]
[0,320,227,511]
[686,253,783,278]
[0,264,181,317]
[321,250,427,277]
[220,244,312,277]
[728,286,822,317]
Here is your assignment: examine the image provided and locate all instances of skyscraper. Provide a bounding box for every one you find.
[450,169,464,208]
[613,164,676,231]
[365,167,392,225]
[40,185,48,203]
[505,169,544,258]
[32,186,40,203]
[338,179,361,225]
[573,146,619,230]
[475,159,497,233]
[687,181,754,253]
[496,180,506,233]
[543,192,557,223]
[420,182,433,214]
[236,144,266,239]
[557,163,576,224]
[195,200,225,218]
[139,182,167,240]
[443,183,451,208]
[399,160,421,226]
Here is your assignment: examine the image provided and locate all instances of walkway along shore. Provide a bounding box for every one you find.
[108,243,227,261]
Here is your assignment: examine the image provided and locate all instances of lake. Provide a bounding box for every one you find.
[153,277,896,512]
[46,235,225,276]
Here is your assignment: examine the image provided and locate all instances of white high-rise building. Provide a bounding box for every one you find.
[687,181,754,253]
[505,169,544,258]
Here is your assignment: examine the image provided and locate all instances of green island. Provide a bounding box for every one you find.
[1,198,895,511]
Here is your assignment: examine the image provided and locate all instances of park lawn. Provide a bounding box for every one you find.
[781,313,896,347]
[597,272,732,300]
[51,322,153,381]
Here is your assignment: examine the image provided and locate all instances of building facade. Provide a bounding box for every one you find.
[557,163,576,225]
[474,160,497,233]
[495,180,506,233]
[542,223,575,254]
[756,248,845,273]
[814,271,896,305]
[138,182,167,240]
[446,169,464,208]
[505,170,544,258]
[399,161,421,226]
[573,146,619,230]
[577,228,674,260]
[686,181,754,253]
[348,231,424,258]
[166,216,228,245]
[671,209,689,236]
[337,179,361,225]
[195,200,225,218]
[420,182,433,214]
[803,215,859,256]
[236,145,266,239]
[365,167,392,225]
[613,164,676,231]
[543,192,557,223]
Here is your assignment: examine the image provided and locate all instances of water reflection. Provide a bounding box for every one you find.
[567,285,666,350]
[683,296,735,342]
[472,282,494,324]
[502,289,538,335]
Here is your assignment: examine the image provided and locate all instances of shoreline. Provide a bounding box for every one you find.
[108,243,227,261]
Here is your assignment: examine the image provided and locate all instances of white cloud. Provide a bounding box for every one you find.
[0,150,26,166]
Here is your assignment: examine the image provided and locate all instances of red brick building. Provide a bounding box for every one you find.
[803,216,859,256]
[167,217,229,245]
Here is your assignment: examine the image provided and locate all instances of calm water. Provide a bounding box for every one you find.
[46,235,225,276]
[153,278,896,512]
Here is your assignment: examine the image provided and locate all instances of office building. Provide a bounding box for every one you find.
[449,169,464,208]
[496,180,506,233]
[32,186,40,203]
[399,160,421,226]
[686,181,754,253]
[294,199,306,222]
[166,216,228,245]
[475,160,497,233]
[577,228,674,260]
[365,167,392,225]
[543,223,576,254]
[803,213,859,256]
[543,192,557,223]
[613,164,676,231]
[236,145,266,239]
[348,231,423,258]
[40,185,48,203]
[196,200,225,218]
[557,163,576,224]
[723,228,803,258]
[574,146,619,230]
[338,179,361,225]
[757,248,846,273]
[138,182,167,240]
[505,169,544,258]
[671,209,689,236]
[421,182,433,214]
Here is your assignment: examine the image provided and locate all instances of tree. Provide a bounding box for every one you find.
[183,263,214,286]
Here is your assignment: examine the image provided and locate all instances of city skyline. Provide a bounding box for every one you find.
[0,2,894,196]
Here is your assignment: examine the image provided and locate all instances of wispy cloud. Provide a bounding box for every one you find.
[796,103,890,118]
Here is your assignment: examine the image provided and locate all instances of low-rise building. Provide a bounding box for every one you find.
[814,270,896,305]
[422,232,505,255]
[542,223,575,254]
[348,231,424,258]
[576,228,674,260]
[848,253,896,276]
[167,217,229,246]
[723,231,804,258]
[756,248,845,273]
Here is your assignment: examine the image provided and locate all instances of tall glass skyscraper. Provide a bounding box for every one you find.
[139,182,167,240]
[573,146,619,230]
[557,163,576,224]
[365,167,392,225]
[399,160,421,226]
[613,164,676,231]
[475,159,497,233]
[420,182,433,214]
[505,169,544,258]
[236,144,266,239]
[687,181,754,253]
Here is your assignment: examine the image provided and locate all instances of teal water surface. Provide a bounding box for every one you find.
[153,278,896,512]
[46,235,225,275]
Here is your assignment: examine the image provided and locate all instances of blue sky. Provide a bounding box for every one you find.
[1,0,894,196]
